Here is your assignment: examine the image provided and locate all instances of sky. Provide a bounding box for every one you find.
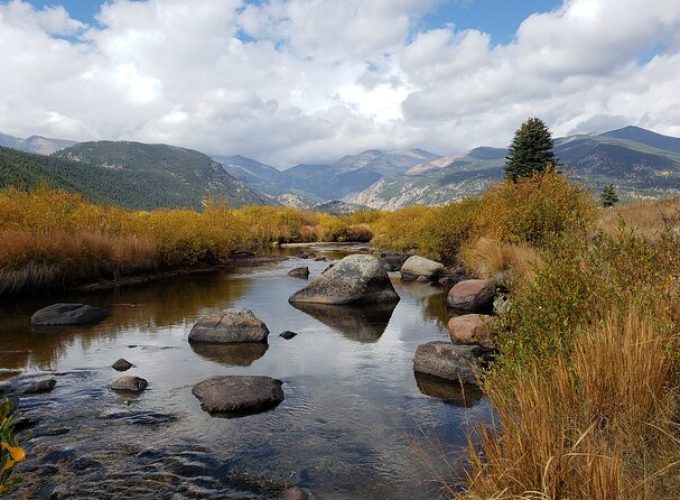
[1,0,679,167]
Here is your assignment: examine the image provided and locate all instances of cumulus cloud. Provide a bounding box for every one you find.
[0,0,679,166]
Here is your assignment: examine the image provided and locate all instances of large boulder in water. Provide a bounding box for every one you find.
[192,375,284,416]
[31,303,109,326]
[413,341,492,387]
[288,254,399,305]
[446,279,496,312]
[189,309,269,344]
[400,255,444,281]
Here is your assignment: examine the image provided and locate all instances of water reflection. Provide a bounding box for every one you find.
[0,272,253,370]
[290,302,397,343]
[190,342,269,367]
[414,372,484,407]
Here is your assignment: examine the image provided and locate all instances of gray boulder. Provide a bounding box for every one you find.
[192,376,284,416]
[288,267,310,279]
[189,309,269,344]
[111,376,148,393]
[20,378,57,395]
[447,279,496,312]
[413,341,492,387]
[31,303,109,326]
[289,254,399,305]
[400,255,444,281]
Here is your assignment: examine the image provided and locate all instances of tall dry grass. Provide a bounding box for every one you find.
[459,237,541,284]
[599,196,680,238]
[0,187,376,296]
[461,310,679,500]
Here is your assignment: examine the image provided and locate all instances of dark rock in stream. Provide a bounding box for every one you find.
[280,330,298,340]
[413,341,494,387]
[20,378,57,395]
[30,303,109,326]
[288,266,310,279]
[111,376,148,393]
[189,309,270,344]
[112,358,133,371]
[289,254,400,305]
[192,376,284,416]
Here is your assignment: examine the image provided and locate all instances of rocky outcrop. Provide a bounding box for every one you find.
[400,256,444,281]
[288,267,310,279]
[191,376,284,416]
[413,341,492,387]
[189,309,269,344]
[289,254,399,305]
[111,376,148,393]
[31,304,109,326]
[448,314,494,346]
[446,279,496,312]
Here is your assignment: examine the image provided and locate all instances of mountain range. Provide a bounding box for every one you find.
[1,125,680,211]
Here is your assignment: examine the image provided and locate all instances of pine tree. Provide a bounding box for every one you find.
[504,117,557,182]
[600,183,619,207]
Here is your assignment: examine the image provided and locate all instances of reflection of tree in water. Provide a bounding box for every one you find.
[0,271,252,370]
[291,302,397,343]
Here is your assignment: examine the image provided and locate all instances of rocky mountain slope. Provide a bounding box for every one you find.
[0,132,76,155]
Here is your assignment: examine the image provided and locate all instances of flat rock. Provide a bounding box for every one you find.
[413,341,492,386]
[31,303,109,326]
[289,254,400,305]
[288,267,310,279]
[189,309,269,344]
[191,376,284,416]
[446,279,496,312]
[111,376,148,393]
[112,359,132,371]
[400,255,444,281]
[448,314,494,346]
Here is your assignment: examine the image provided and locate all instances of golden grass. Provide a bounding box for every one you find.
[599,196,680,238]
[461,310,680,500]
[460,237,541,284]
[0,187,376,295]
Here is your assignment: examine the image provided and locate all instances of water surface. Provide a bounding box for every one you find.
[0,245,491,499]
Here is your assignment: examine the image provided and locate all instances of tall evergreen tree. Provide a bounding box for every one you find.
[504,117,558,182]
[600,183,619,207]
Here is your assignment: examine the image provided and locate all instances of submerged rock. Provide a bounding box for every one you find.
[31,303,109,326]
[280,330,298,340]
[289,254,399,305]
[413,341,492,387]
[189,309,269,344]
[446,279,496,312]
[112,359,133,372]
[288,267,310,279]
[111,376,148,393]
[191,376,284,416]
[400,255,444,281]
[448,314,495,346]
[20,378,57,395]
